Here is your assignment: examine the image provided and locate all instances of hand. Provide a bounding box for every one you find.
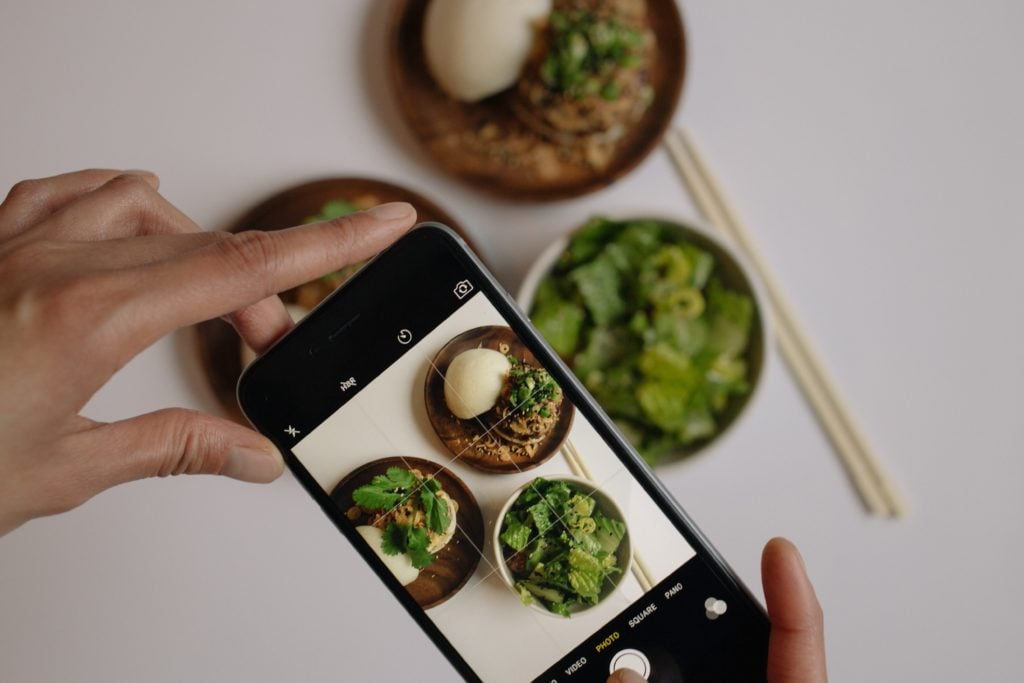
[0,169,416,536]
[608,538,826,683]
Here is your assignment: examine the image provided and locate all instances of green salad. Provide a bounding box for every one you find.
[499,478,627,616]
[530,218,756,464]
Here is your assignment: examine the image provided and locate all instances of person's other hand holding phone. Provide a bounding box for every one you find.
[608,538,827,683]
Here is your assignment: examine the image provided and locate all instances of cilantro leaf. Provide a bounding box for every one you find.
[352,467,419,511]
[404,526,434,569]
[420,486,450,535]
[384,467,416,488]
[380,522,436,570]
[352,486,402,510]
[380,523,405,556]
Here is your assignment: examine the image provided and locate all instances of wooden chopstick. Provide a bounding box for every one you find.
[664,127,907,518]
[561,440,656,590]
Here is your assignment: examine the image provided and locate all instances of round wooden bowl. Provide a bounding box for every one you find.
[331,456,485,610]
[387,0,686,201]
[424,325,575,473]
[194,177,474,423]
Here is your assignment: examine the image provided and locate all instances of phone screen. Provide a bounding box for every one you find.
[241,227,768,682]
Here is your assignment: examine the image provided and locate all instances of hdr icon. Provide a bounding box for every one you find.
[339,377,357,392]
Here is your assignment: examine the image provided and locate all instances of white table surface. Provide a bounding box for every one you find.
[1,1,1021,681]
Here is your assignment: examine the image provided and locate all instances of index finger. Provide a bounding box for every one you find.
[118,202,416,347]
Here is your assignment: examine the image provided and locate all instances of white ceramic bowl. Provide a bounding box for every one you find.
[516,217,770,465]
[493,475,632,618]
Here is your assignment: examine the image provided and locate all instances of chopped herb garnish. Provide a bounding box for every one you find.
[540,10,645,101]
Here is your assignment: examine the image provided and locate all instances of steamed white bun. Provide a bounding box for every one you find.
[424,0,552,102]
[444,348,511,419]
[357,525,420,586]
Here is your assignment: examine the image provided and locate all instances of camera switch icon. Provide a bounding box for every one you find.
[453,279,474,300]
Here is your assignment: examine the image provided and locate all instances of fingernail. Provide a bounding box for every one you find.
[608,670,647,683]
[222,445,284,483]
[366,201,415,222]
[124,169,157,176]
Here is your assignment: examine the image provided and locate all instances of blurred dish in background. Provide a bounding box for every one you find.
[389,0,685,201]
[194,177,473,423]
[518,217,767,466]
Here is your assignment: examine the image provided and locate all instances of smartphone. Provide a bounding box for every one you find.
[238,224,769,682]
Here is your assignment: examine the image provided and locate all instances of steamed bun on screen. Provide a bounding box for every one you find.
[424,0,552,102]
[356,526,420,586]
[444,348,511,419]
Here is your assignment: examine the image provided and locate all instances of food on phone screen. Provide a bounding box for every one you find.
[444,349,564,461]
[424,0,552,102]
[490,357,563,454]
[499,478,628,616]
[427,326,575,472]
[443,348,512,419]
[350,467,459,577]
[530,218,756,464]
[356,525,421,586]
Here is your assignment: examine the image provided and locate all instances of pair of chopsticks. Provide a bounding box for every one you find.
[664,127,907,518]
[561,439,658,590]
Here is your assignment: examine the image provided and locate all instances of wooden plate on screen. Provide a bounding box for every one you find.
[194,177,474,423]
[424,325,574,473]
[387,0,686,201]
[330,456,485,610]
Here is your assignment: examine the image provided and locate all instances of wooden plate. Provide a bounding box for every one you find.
[330,456,485,610]
[424,325,575,473]
[388,0,686,201]
[194,177,474,423]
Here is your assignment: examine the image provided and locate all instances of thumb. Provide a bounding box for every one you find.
[73,408,284,488]
[762,537,827,683]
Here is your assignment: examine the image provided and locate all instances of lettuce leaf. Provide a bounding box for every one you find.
[532,296,586,358]
[567,548,603,599]
[568,255,625,326]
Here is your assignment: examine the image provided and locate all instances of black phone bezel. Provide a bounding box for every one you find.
[237,223,769,682]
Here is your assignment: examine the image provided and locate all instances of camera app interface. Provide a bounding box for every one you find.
[284,281,767,682]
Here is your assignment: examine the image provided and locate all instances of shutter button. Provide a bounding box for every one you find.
[609,648,651,679]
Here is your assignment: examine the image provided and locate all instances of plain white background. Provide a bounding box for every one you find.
[0,1,1021,681]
